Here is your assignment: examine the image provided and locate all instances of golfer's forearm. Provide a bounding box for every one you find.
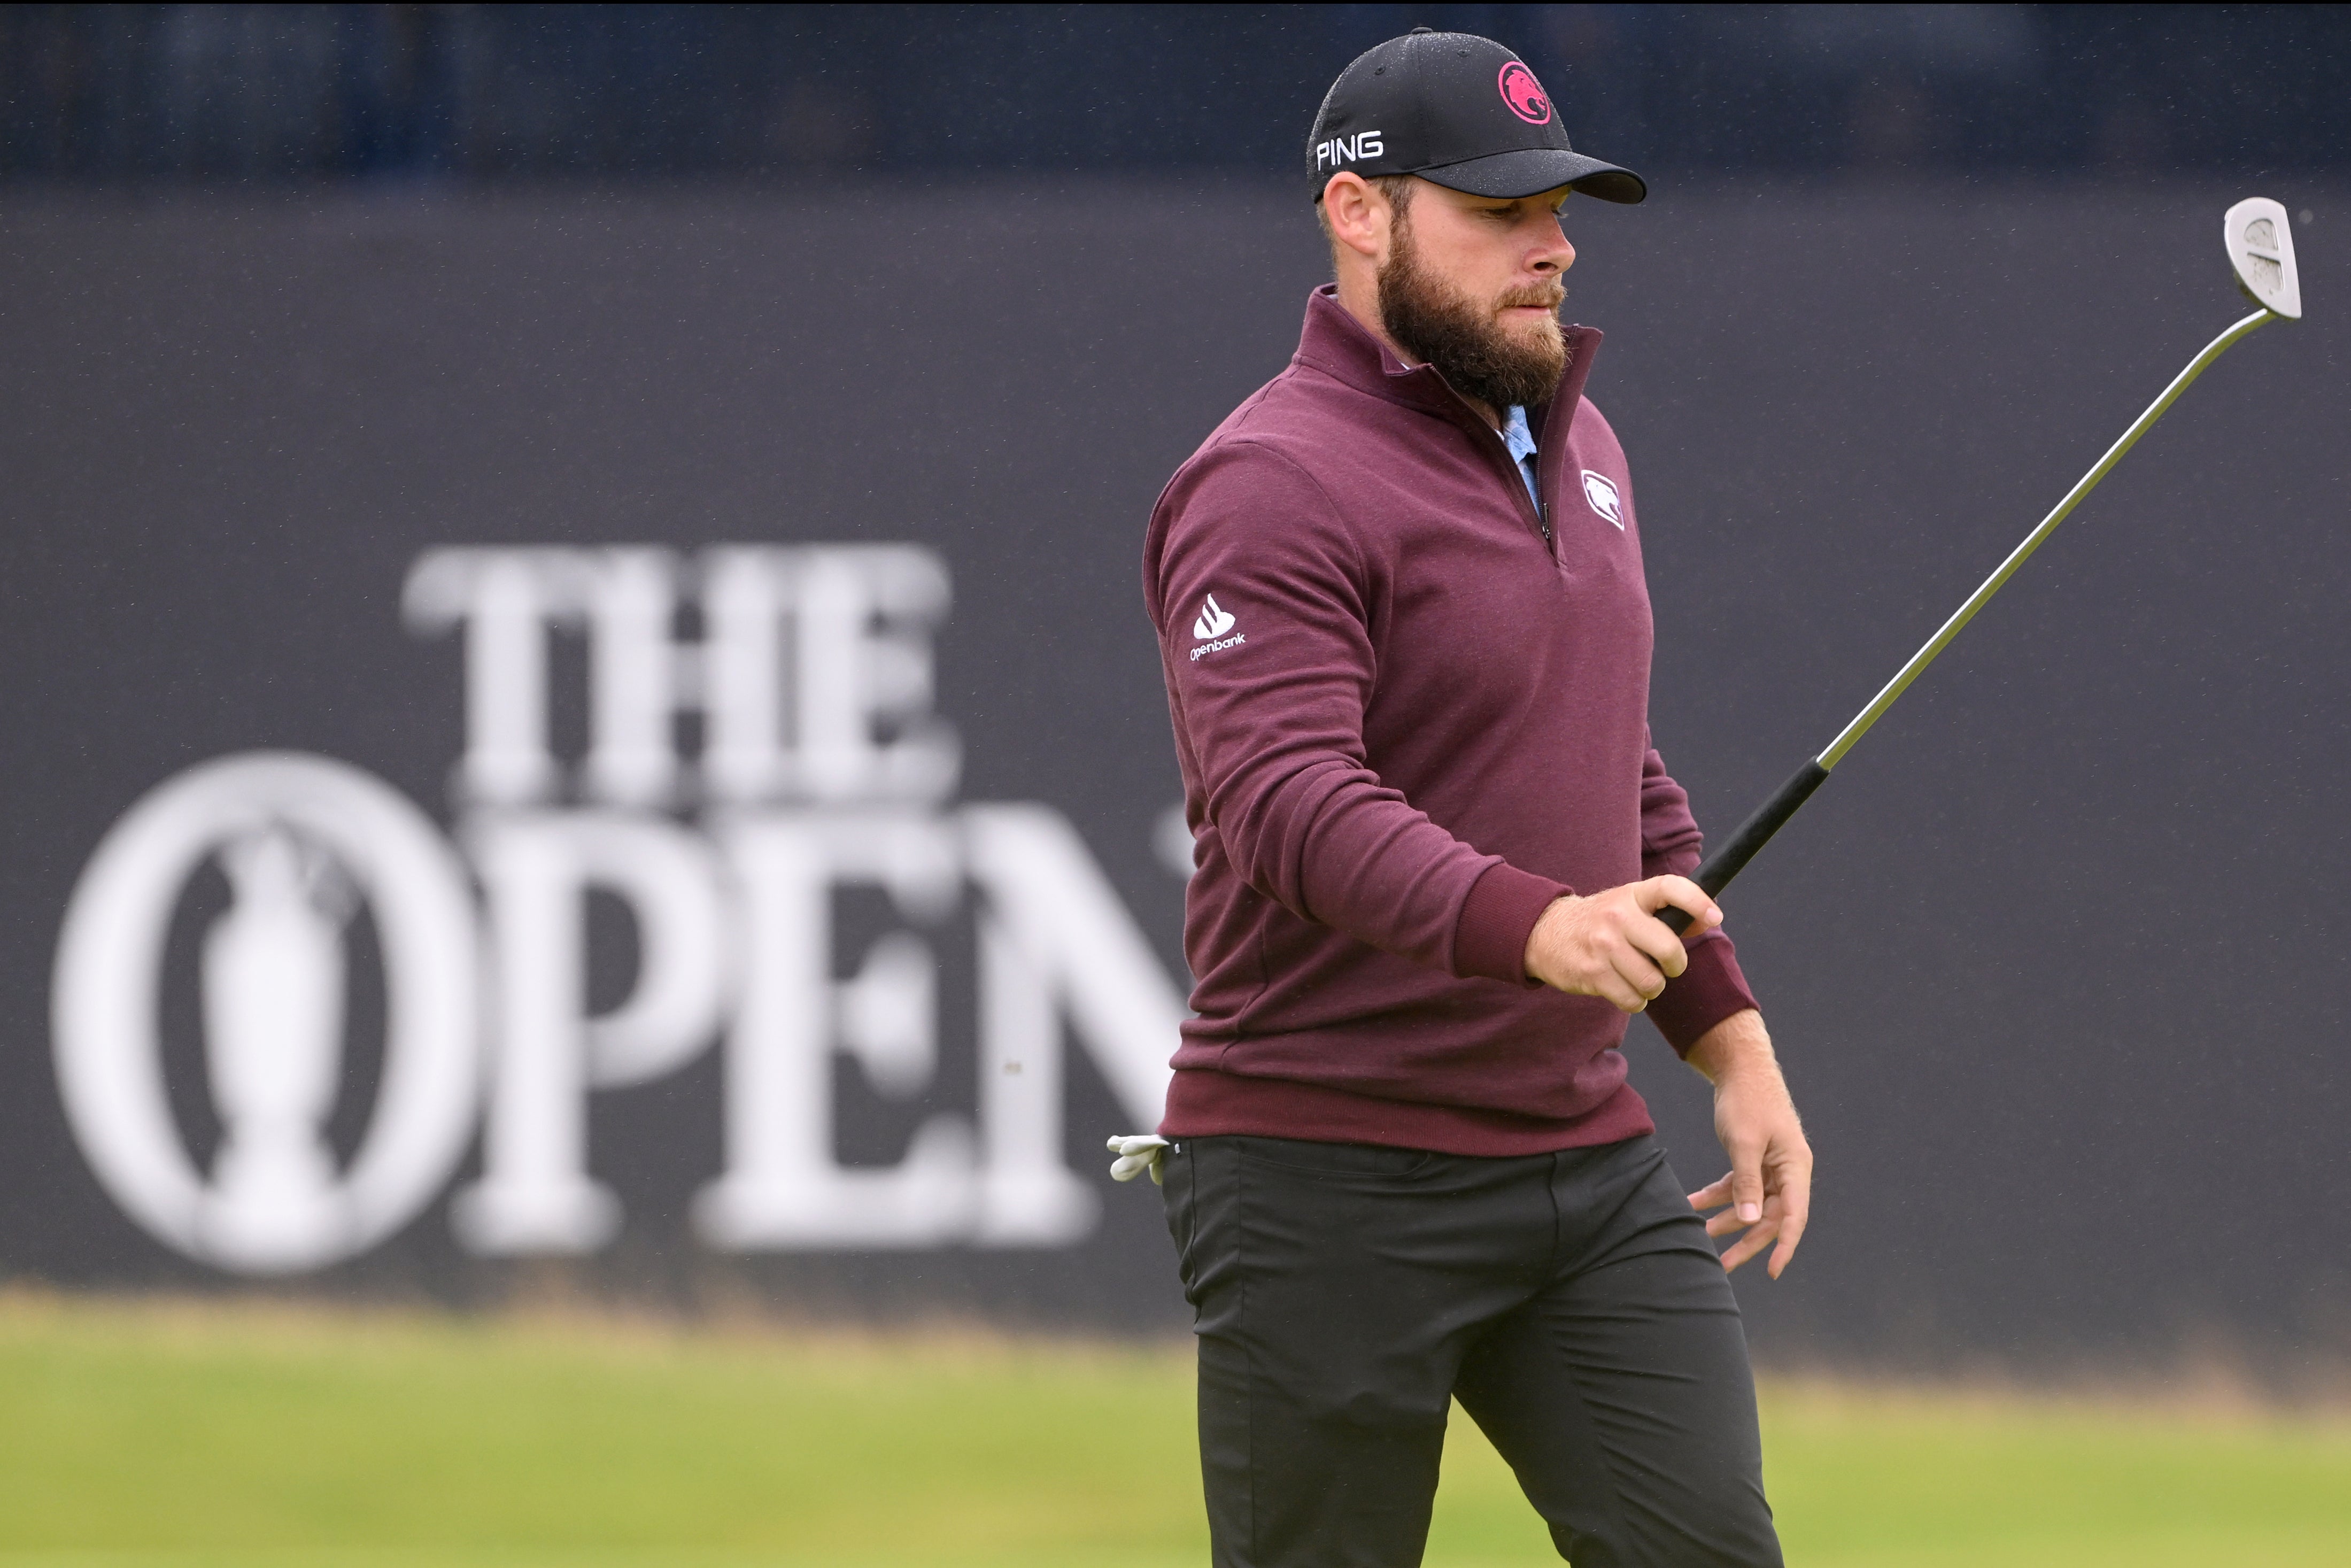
[1682,1008,1774,1085]
[1289,781,1566,980]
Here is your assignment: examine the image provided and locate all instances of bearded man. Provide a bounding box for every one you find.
[1136,30,1811,1568]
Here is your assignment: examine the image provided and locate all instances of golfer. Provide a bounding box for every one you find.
[1140,31,1811,1567]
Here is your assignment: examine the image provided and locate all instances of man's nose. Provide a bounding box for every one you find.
[1530,228,1575,274]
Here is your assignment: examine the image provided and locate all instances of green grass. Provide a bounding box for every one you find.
[0,1293,2343,1566]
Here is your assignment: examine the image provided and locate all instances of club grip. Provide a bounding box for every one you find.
[1658,759,1831,936]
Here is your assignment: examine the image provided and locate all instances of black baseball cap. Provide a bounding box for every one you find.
[1308,29,1645,205]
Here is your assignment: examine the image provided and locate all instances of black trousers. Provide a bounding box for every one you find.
[1161,1132,1783,1568]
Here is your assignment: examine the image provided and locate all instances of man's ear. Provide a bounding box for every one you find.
[1321,173,1389,263]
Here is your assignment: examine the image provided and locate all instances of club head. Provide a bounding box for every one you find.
[2224,197,2302,321]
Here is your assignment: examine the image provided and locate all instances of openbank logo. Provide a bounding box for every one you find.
[53,545,1184,1276]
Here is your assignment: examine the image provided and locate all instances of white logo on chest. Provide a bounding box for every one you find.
[1580,470,1624,530]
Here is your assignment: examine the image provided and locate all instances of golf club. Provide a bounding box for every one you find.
[1661,197,2305,934]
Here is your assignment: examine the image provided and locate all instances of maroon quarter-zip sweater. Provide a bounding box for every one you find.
[1143,287,1758,1155]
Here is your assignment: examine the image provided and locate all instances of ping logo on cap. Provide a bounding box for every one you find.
[1498,61,1551,125]
[1315,130,1385,172]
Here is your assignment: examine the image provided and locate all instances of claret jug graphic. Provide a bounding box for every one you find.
[55,753,481,1273]
[201,826,359,1263]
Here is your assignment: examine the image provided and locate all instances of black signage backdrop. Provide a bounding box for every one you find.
[0,181,2345,1369]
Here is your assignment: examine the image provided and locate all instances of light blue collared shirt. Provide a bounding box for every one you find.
[1499,404,1541,509]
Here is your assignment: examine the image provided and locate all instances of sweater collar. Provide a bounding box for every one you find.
[1290,284,1604,442]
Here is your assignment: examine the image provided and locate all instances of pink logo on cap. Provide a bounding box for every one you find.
[1498,61,1551,125]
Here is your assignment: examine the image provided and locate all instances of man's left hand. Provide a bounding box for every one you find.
[1682,1009,1812,1279]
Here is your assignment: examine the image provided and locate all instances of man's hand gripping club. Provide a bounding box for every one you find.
[1523,881,1813,1279]
[1522,876,1720,1012]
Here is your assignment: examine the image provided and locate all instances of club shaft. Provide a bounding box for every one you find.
[1660,306,2273,936]
[1816,307,2273,770]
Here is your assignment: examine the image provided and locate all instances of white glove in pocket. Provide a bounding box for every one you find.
[1105,1133,1171,1185]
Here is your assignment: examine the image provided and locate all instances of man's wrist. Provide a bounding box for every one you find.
[1684,1008,1774,1086]
[1520,893,1576,987]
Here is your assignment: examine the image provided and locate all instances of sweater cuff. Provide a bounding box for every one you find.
[1454,862,1574,984]
[1646,933,1760,1056]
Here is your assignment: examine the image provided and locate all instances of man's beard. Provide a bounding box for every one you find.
[1377,220,1567,413]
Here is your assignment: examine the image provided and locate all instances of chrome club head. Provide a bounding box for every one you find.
[2225,197,2302,321]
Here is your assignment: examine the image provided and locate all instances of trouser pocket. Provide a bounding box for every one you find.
[1159,1141,1200,1296]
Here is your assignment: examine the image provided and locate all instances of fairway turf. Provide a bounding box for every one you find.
[0,1295,2344,1567]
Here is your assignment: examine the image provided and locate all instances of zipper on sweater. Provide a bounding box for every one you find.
[1523,472,1555,557]
[1511,436,1555,558]
[1448,400,1558,559]
[1484,428,1554,558]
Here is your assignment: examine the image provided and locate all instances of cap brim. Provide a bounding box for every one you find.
[1415,147,1647,205]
